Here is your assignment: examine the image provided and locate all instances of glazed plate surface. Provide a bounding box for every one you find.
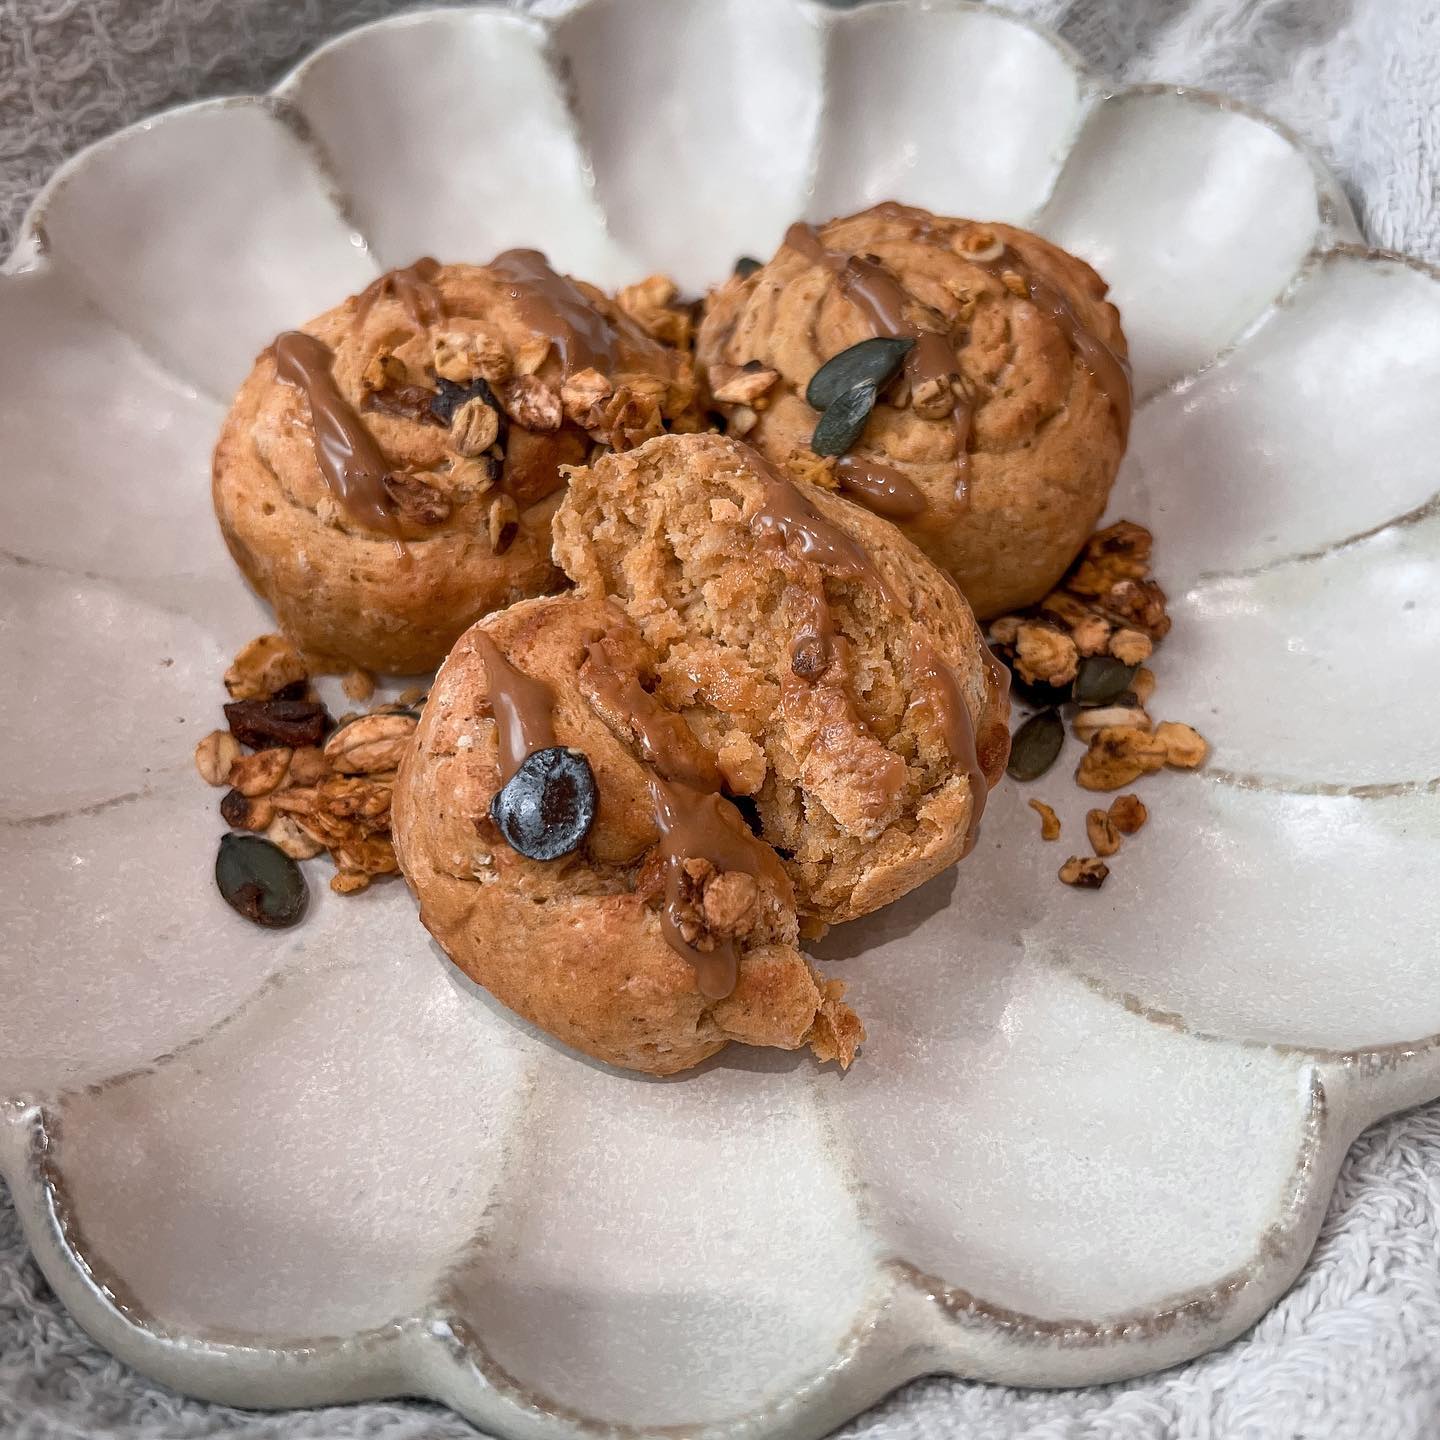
[3,2,1439,1436]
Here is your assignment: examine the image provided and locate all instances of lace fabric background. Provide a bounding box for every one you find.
[2,1,1438,1436]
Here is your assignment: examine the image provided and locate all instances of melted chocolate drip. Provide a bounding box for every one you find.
[272,331,402,540]
[354,257,446,330]
[489,249,666,378]
[474,633,558,785]
[785,213,1132,506]
[648,774,791,1002]
[834,457,928,519]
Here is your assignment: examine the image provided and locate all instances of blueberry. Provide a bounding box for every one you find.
[490,747,598,861]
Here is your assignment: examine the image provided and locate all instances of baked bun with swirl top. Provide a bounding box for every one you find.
[213,256,702,675]
[392,433,1009,1076]
[697,204,1130,619]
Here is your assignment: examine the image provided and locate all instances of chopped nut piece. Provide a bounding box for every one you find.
[324,712,418,774]
[710,363,780,406]
[1086,808,1121,857]
[1076,726,1167,791]
[560,367,614,429]
[988,615,1023,646]
[1072,703,1152,743]
[361,351,408,393]
[330,870,372,895]
[1067,521,1153,594]
[1108,793,1149,835]
[265,812,326,860]
[449,397,500,456]
[911,373,955,420]
[1109,628,1153,665]
[1028,798,1061,841]
[488,493,520,553]
[1001,270,1029,298]
[513,336,552,376]
[224,634,307,700]
[953,227,1004,263]
[727,404,759,438]
[616,274,693,347]
[341,669,375,702]
[1156,721,1208,769]
[195,729,241,786]
[702,871,761,938]
[783,448,838,490]
[287,745,328,787]
[501,374,563,431]
[332,835,400,876]
[1070,613,1113,657]
[1014,622,1079,687]
[397,686,428,707]
[1098,578,1172,639]
[433,329,511,385]
[1039,590,1094,629]
[220,788,276,832]
[1059,855,1109,889]
[1131,666,1157,705]
[227,747,293,797]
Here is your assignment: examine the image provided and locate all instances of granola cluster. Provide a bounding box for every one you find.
[196,635,419,897]
[989,520,1209,891]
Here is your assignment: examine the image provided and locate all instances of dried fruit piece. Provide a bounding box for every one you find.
[1007,710,1065,782]
[224,699,329,750]
[1086,808,1121,857]
[227,746,292,797]
[215,833,308,928]
[490,746,598,861]
[811,382,878,457]
[1076,726,1167,791]
[1059,855,1109,889]
[805,338,914,412]
[1156,721,1209,768]
[1028,798,1061,841]
[195,729,241,786]
[224,634,307,700]
[1108,793,1148,834]
[1073,655,1138,706]
[430,375,505,429]
[220,788,275,831]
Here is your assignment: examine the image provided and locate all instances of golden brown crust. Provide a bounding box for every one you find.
[392,593,858,1076]
[551,432,1011,924]
[213,261,699,674]
[696,205,1128,618]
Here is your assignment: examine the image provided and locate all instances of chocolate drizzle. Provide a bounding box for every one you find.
[834,457,928,519]
[272,331,403,540]
[747,451,995,848]
[354,257,446,330]
[785,211,1132,508]
[489,249,665,378]
[474,633,558,785]
[647,774,791,1001]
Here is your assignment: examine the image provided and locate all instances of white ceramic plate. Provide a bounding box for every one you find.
[3,2,1438,1435]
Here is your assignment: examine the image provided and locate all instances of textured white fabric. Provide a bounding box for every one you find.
[2,1,1438,1436]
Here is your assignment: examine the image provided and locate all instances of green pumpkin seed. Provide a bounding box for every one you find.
[1074,656,1139,706]
[805,337,915,412]
[216,833,309,929]
[811,382,878,457]
[734,256,762,279]
[1006,709,1065,782]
